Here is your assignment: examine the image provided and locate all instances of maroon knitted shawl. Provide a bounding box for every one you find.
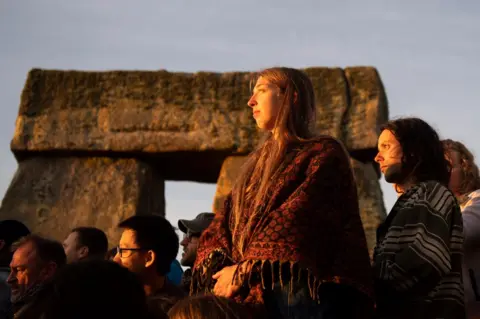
[192,137,374,304]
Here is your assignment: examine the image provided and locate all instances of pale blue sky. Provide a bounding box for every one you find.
[1,0,479,235]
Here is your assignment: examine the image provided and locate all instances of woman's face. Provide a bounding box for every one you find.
[446,150,464,194]
[247,76,283,131]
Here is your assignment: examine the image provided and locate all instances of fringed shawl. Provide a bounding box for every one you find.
[192,137,374,304]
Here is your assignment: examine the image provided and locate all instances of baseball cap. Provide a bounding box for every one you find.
[178,213,214,235]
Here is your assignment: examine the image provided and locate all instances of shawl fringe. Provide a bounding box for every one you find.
[191,251,361,302]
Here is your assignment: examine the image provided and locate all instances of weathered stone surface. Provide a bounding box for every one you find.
[0,157,165,245]
[343,67,389,151]
[213,155,387,256]
[350,159,387,256]
[213,156,247,212]
[12,68,387,159]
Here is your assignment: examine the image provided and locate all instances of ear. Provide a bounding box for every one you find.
[0,240,5,252]
[78,246,89,259]
[144,250,156,269]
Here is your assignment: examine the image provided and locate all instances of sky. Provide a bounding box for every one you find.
[0,0,479,241]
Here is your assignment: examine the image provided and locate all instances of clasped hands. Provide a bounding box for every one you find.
[212,263,249,298]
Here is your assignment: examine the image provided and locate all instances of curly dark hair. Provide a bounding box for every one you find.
[380,117,450,186]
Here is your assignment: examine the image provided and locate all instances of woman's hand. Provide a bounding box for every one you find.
[212,265,242,297]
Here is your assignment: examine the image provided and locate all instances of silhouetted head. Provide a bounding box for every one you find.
[0,220,30,265]
[45,260,159,319]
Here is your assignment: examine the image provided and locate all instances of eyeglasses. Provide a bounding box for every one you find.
[116,246,148,258]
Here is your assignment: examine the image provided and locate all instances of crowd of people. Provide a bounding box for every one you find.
[0,67,478,319]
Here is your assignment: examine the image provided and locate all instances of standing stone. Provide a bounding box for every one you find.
[213,156,247,212]
[350,159,386,256]
[343,67,389,151]
[0,157,165,244]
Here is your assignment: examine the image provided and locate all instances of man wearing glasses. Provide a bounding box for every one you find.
[113,215,185,314]
[178,212,214,293]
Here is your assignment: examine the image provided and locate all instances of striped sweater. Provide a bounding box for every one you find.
[373,181,465,319]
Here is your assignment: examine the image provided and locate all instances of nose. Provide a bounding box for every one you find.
[247,95,256,108]
[6,272,16,285]
[374,152,383,163]
[112,252,121,264]
[180,237,188,247]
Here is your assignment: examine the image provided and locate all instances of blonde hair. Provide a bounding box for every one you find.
[442,139,480,200]
[231,67,316,256]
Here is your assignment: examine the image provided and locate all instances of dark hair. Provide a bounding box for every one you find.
[46,260,159,319]
[380,117,450,186]
[442,139,480,197]
[71,227,108,259]
[168,294,263,319]
[0,220,30,247]
[12,234,66,267]
[118,215,178,276]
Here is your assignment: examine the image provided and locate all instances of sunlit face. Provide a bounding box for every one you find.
[446,150,463,194]
[63,232,85,264]
[180,232,199,267]
[112,229,148,275]
[247,76,283,131]
[7,241,51,302]
[375,129,404,184]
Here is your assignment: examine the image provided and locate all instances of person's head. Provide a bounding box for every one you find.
[374,117,450,191]
[178,213,214,267]
[0,220,30,265]
[247,67,316,138]
[442,139,480,198]
[63,227,108,263]
[168,294,262,319]
[44,260,158,319]
[113,215,178,280]
[7,235,66,303]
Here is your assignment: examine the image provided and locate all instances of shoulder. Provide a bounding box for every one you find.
[294,135,349,157]
[286,137,351,176]
[462,189,480,209]
[461,189,480,216]
[405,181,458,217]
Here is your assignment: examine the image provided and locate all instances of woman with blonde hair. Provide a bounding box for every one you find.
[191,67,374,318]
[443,139,480,318]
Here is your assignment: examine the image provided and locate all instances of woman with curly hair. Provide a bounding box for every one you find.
[443,139,480,318]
